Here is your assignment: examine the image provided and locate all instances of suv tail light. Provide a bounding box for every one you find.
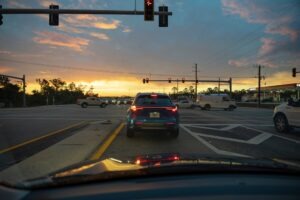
[166,106,177,112]
[130,105,143,112]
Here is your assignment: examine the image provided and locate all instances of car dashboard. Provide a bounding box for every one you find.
[1,173,300,200]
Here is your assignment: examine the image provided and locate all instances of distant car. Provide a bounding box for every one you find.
[196,94,236,111]
[77,97,108,108]
[126,93,179,138]
[173,96,194,108]
[273,99,300,133]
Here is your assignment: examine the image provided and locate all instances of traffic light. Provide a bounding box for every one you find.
[168,78,171,83]
[292,68,297,77]
[196,80,199,83]
[159,6,168,27]
[146,78,149,83]
[49,5,59,26]
[144,0,154,21]
[182,78,185,83]
[0,5,3,26]
[143,78,146,84]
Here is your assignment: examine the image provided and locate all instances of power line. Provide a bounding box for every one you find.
[0,58,193,78]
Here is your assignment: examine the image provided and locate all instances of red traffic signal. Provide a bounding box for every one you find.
[292,68,297,77]
[144,0,154,21]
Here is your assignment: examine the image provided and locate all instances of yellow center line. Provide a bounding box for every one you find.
[90,123,125,160]
[0,121,86,154]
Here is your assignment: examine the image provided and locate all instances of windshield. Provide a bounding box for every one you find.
[0,0,300,188]
[135,94,173,106]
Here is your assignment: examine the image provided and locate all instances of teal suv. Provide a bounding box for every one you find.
[126,93,179,138]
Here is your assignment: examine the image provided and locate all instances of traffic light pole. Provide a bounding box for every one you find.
[143,78,232,97]
[0,8,172,16]
[0,74,26,107]
[195,64,198,101]
[258,65,261,108]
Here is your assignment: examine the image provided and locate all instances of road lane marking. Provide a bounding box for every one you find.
[0,121,87,154]
[273,158,300,168]
[181,123,273,126]
[90,123,125,160]
[247,133,273,144]
[180,125,251,158]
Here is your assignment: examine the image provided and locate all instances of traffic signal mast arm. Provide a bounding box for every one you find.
[0,8,172,16]
[143,79,231,83]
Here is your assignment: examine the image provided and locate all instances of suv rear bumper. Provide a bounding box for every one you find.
[127,120,179,132]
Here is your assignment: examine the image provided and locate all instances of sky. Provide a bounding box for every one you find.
[0,0,299,96]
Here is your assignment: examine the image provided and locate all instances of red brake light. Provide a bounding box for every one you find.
[131,105,143,112]
[151,94,158,97]
[166,106,177,112]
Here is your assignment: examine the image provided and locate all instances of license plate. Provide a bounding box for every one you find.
[149,112,160,118]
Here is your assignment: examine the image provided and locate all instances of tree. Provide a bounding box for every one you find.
[49,78,66,92]
[0,78,22,107]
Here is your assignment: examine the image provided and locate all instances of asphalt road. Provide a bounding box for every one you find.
[102,106,300,162]
[0,104,127,170]
[0,105,300,172]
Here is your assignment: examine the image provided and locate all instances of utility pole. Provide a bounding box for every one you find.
[176,78,179,95]
[22,74,26,107]
[194,64,198,100]
[218,77,220,95]
[0,73,26,107]
[258,65,261,108]
[229,77,232,97]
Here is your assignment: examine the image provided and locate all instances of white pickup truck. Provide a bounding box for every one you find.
[77,97,108,108]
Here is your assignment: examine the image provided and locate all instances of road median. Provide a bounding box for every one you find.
[0,120,123,183]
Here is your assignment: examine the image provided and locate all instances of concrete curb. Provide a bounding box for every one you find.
[0,120,123,183]
[87,120,123,160]
[0,121,89,155]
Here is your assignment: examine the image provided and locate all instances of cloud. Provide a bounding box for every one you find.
[7,0,30,8]
[222,0,300,67]
[0,66,14,73]
[0,50,11,55]
[62,15,121,30]
[228,58,250,68]
[259,38,276,56]
[221,0,299,40]
[33,31,89,52]
[122,27,132,33]
[39,0,61,8]
[90,32,110,40]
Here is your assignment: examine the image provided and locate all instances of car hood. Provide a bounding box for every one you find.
[18,153,300,189]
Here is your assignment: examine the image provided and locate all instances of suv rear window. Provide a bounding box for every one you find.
[135,95,173,106]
